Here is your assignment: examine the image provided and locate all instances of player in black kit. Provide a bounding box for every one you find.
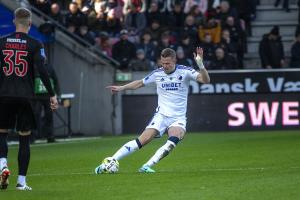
[0,7,58,191]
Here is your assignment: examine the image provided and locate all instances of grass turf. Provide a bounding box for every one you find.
[1,131,300,200]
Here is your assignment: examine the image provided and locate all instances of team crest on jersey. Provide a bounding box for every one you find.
[178,75,183,80]
[40,48,46,58]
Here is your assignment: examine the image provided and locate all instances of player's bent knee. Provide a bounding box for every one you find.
[18,131,31,136]
[0,129,9,133]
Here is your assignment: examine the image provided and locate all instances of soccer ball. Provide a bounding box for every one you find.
[101,157,119,173]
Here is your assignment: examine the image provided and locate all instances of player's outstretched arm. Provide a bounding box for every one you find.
[106,79,144,94]
[193,47,210,84]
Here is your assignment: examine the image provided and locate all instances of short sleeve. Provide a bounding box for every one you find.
[186,68,199,81]
[143,70,157,85]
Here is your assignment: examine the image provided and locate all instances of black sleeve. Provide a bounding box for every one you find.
[34,42,55,97]
[51,68,61,96]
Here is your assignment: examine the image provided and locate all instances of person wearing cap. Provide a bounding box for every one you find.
[112,29,136,70]
[259,26,285,69]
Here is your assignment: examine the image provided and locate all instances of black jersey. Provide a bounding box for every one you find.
[0,32,55,98]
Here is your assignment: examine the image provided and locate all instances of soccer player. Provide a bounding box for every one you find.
[0,8,58,190]
[95,47,210,173]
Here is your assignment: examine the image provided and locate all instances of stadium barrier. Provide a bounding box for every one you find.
[121,69,300,133]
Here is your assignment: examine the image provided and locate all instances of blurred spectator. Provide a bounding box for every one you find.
[136,31,156,62]
[106,9,123,36]
[123,0,147,34]
[166,3,185,31]
[199,33,216,65]
[65,2,87,32]
[198,17,222,44]
[290,31,300,68]
[259,26,285,69]
[87,0,108,33]
[32,0,51,15]
[106,0,123,21]
[180,15,198,43]
[188,5,205,27]
[183,0,197,14]
[112,29,136,70]
[223,15,246,68]
[145,19,163,46]
[50,3,64,24]
[127,27,140,44]
[146,1,164,26]
[128,49,154,71]
[176,46,193,67]
[219,29,238,58]
[178,33,195,60]
[209,47,238,70]
[236,0,257,35]
[95,32,113,57]
[274,0,290,12]
[156,32,176,58]
[215,0,238,25]
[77,25,95,45]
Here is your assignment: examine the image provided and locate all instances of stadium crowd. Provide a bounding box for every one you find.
[28,0,300,70]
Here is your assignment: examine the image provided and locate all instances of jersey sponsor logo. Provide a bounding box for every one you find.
[40,48,46,58]
[161,82,182,91]
[6,38,27,44]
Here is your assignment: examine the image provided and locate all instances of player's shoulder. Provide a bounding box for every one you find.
[0,33,13,43]
[176,65,194,71]
[147,67,164,76]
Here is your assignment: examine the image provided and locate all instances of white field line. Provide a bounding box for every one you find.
[6,166,299,177]
[8,137,102,148]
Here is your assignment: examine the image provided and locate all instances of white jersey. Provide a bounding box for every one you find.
[143,64,199,118]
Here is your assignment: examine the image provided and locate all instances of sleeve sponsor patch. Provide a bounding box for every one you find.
[40,48,46,58]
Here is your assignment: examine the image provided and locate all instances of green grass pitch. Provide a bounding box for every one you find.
[1,131,300,200]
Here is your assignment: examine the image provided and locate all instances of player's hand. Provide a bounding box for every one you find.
[106,85,123,94]
[193,47,205,69]
[50,95,59,110]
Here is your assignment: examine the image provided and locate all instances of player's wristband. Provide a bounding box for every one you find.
[195,56,205,70]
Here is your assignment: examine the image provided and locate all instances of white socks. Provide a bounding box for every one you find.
[112,140,140,161]
[0,157,7,170]
[144,140,176,167]
[17,175,26,186]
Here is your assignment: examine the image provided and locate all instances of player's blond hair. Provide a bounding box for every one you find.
[14,7,32,27]
[161,48,176,59]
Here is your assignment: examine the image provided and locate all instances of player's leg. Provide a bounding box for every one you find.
[112,128,159,161]
[139,127,184,173]
[110,113,165,162]
[16,131,32,191]
[95,113,165,174]
[15,101,35,191]
[0,129,10,190]
[95,128,158,174]
[0,98,14,190]
[139,118,186,173]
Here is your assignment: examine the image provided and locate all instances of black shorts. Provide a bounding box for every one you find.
[0,97,36,131]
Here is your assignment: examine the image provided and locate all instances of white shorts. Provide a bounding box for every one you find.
[145,113,186,137]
